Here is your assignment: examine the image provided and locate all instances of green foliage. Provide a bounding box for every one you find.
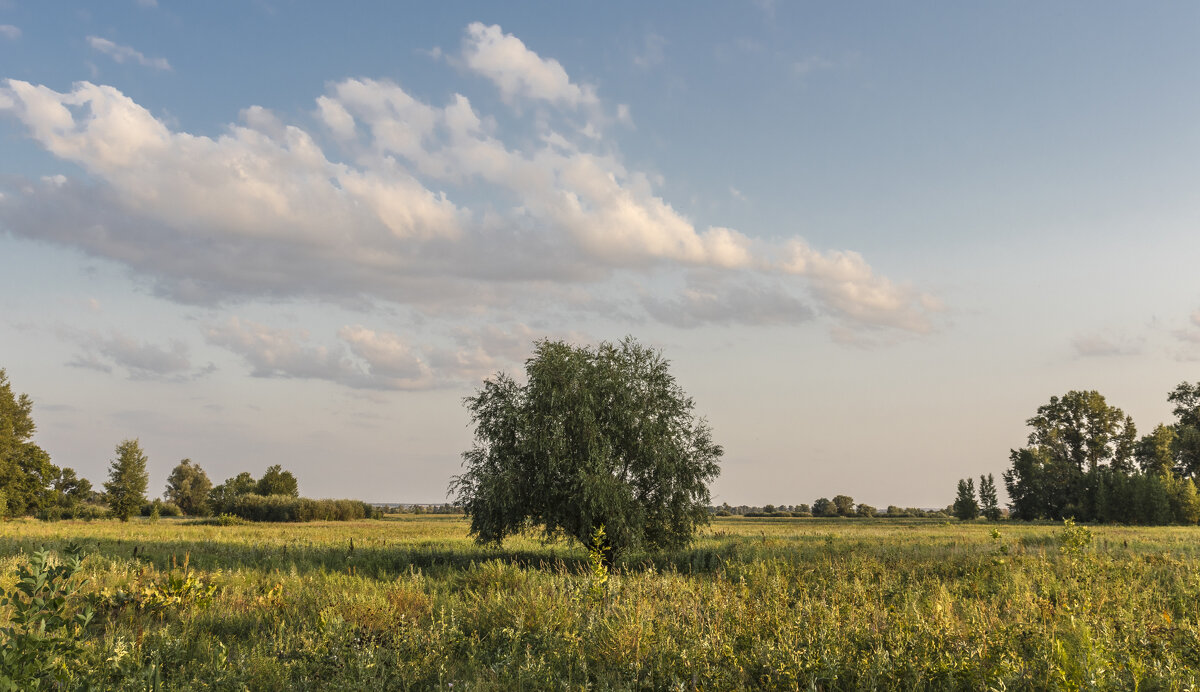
[8,517,1200,688]
[812,497,836,517]
[832,494,855,517]
[453,337,722,556]
[1026,390,1137,473]
[105,439,149,521]
[92,555,215,618]
[208,471,257,514]
[255,464,299,497]
[953,478,979,520]
[225,494,377,522]
[165,459,213,516]
[141,499,183,518]
[1057,518,1092,555]
[0,543,94,690]
[854,503,876,517]
[585,525,609,606]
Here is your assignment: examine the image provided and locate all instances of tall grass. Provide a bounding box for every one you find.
[2,516,1200,689]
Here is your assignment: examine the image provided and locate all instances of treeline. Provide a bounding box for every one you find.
[0,368,378,523]
[713,498,950,519]
[973,382,1200,524]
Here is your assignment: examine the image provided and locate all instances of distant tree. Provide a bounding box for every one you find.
[105,439,149,521]
[1136,424,1178,476]
[978,473,1001,520]
[953,478,979,520]
[208,472,257,513]
[1166,474,1200,525]
[832,495,855,517]
[1168,382,1200,477]
[812,497,835,517]
[1027,390,1138,473]
[794,503,811,515]
[256,464,299,497]
[52,468,92,507]
[1004,390,1136,520]
[1169,382,1200,429]
[165,459,213,515]
[452,338,722,557]
[855,503,876,518]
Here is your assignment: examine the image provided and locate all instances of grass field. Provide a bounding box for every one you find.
[4,515,1200,690]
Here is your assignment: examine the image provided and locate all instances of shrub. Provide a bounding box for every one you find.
[0,543,94,688]
[140,499,183,518]
[226,494,378,522]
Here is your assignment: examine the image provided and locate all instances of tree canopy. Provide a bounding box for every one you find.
[165,459,213,516]
[451,337,722,556]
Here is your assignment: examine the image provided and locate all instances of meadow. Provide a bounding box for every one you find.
[3,515,1200,690]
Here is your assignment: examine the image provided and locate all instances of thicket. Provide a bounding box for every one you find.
[226,494,381,522]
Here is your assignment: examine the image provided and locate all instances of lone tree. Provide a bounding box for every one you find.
[451,337,723,557]
[105,439,149,521]
[953,478,979,520]
[165,458,213,515]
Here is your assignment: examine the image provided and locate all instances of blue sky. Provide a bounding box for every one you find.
[2,2,1199,506]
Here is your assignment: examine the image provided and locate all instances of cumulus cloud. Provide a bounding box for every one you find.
[461,22,597,108]
[0,25,19,40]
[86,36,171,71]
[0,22,941,353]
[780,240,940,335]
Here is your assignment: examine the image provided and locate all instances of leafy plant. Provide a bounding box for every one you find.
[0,543,95,690]
[1058,518,1093,555]
[586,524,610,607]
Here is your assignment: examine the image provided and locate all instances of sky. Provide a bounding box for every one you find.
[1,2,1199,507]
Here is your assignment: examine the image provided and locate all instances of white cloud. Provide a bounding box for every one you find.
[461,22,598,108]
[0,22,941,350]
[780,240,939,335]
[87,36,171,71]
[0,25,19,40]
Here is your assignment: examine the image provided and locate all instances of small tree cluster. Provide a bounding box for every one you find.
[1004,384,1200,524]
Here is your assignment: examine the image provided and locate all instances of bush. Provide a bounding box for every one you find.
[141,499,183,518]
[0,543,94,688]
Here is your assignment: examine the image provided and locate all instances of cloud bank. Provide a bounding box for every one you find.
[0,23,942,387]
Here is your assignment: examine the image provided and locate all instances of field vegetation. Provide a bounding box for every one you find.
[4,515,1200,690]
